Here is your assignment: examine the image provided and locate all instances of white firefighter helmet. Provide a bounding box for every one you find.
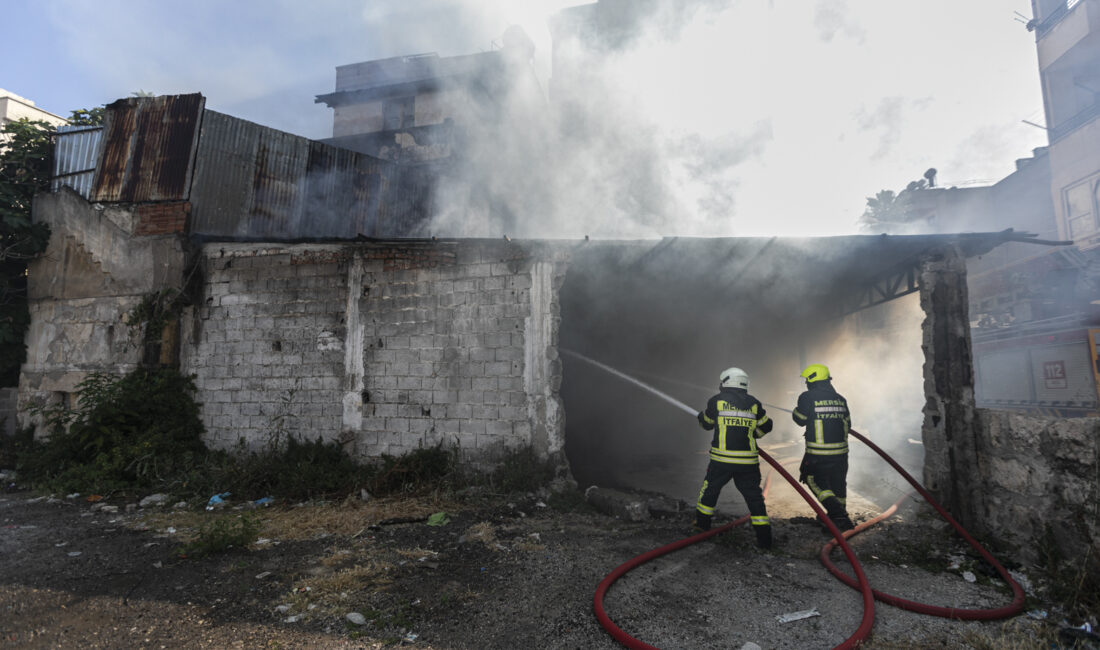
[719,367,749,390]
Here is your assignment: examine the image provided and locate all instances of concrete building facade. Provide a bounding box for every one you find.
[0,89,67,130]
[1033,0,1100,245]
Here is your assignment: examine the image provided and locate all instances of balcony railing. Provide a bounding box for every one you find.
[1049,99,1100,142]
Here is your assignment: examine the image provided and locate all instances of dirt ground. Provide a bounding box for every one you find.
[0,480,1070,650]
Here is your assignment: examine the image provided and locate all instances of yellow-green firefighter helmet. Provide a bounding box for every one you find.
[800,364,830,384]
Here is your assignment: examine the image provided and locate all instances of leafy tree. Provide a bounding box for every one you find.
[0,118,54,385]
[858,177,933,234]
[67,106,104,126]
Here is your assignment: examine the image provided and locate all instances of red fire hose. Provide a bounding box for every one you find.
[817,429,1026,619]
[570,351,1023,647]
[593,453,877,649]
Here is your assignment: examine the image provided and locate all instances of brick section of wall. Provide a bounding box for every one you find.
[181,240,569,469]
[134,202,190,236]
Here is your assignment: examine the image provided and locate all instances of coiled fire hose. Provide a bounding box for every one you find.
[570,351,1025,649]
[818,428,1026,619]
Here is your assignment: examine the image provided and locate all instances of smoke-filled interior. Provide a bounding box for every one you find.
[559,236,928,518]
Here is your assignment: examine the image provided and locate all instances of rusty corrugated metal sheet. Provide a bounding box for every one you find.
[189,109,432,239]
[91,94,204,203]
[51,125,103,199]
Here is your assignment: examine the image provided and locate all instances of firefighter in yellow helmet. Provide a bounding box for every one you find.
[694,366,774,548]
[792,364,854,531]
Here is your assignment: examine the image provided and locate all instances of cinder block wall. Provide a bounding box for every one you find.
[181,240,569,468]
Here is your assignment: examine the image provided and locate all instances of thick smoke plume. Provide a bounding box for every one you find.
[422,0,1044,239]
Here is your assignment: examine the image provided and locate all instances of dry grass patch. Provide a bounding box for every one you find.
[135,494,464,543]
[260,495,461,541]
[395,547,440,562]
[282,557,397,620]
[463,521,500,551]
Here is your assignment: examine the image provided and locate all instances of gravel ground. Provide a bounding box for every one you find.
[0,483,1061,649]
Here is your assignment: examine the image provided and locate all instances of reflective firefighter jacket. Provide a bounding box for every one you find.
[792,381,851,456]
[697,388,773,465]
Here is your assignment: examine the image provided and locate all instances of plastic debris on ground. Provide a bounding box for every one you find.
[345,612,367,625]
[206,492,231,510]
[404,632,419,642]
[426,512,450,526]
[251,497,273,507]
[1026,609,1049,620]
[962,571,976,583]
[1057,623,1100,648]
[255,571,272,580]
[86,495,104,503]
[776,608,820,623]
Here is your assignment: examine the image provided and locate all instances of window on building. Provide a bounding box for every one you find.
[1065,180,1096,238]
[383,96,415,130]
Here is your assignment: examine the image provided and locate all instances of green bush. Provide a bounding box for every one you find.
[366,443,458,496]
[21,368,206,493]
[178,513,261,558]
[211,436,373,500]
[11,367,471,501]
[489,446,557,493]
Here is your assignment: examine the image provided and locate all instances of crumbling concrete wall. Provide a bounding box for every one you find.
[972,410,1100,563]
[180,240,570,468]
[19,188,572,471]
[919,245,980,523]
[19,188,189,416]
[918,245,1099,561]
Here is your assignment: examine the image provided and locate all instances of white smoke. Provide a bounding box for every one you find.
[420,0,1045,240]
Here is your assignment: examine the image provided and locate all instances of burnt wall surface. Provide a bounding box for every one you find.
[180,239,569,467]
[558,238,936,505]
[918,246,980,522]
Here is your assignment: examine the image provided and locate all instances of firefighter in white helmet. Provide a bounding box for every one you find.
[693,366,774,548]
[793,363,854,531]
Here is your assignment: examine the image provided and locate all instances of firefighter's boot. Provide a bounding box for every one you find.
[823,497,854,531]
[692,513,712,534]
[754,523,773,549]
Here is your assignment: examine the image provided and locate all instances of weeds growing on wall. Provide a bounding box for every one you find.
[7,367,564,504]
[1036,523,1100,619]
[21,368,207,493]
[365,442,460,496]
[488,446,558,493]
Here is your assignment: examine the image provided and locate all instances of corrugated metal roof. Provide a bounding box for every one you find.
[90,94,204,202]
[51,125,102,199]
[46,94,434,239]
[189,109,432,239]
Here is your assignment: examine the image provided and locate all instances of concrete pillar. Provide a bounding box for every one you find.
[919,244,980,525]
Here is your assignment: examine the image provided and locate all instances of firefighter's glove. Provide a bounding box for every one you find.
[798,457,809,485]
[697,411,708,427]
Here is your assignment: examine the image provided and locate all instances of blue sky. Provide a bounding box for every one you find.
[1,0,1052,235]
